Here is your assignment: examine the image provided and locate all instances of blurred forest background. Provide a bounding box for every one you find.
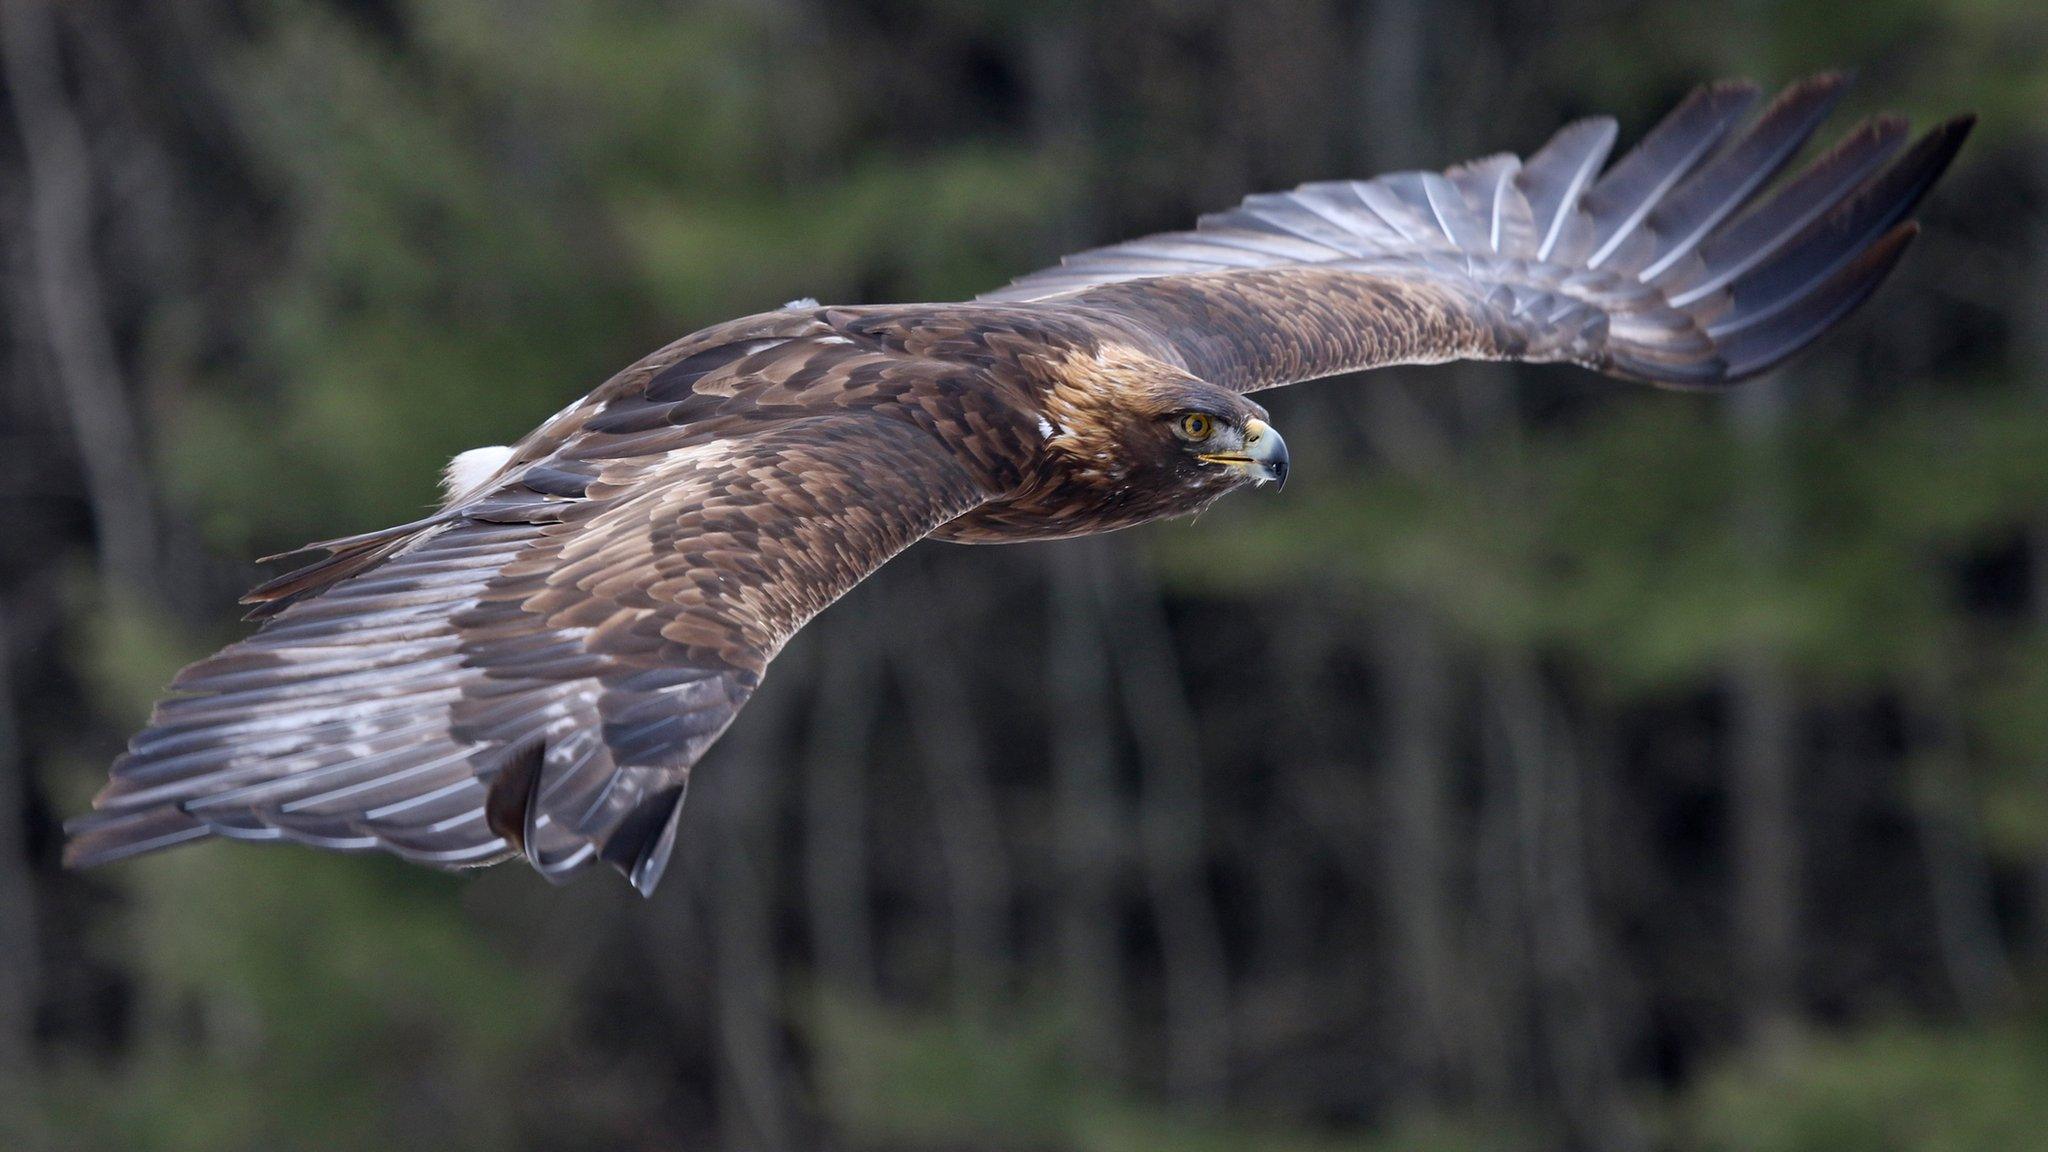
[2,1,2045,1149]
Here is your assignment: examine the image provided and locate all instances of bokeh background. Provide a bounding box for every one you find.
[3,1,2046,1149]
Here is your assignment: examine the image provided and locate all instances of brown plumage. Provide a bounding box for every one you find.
[66,75,1971,894]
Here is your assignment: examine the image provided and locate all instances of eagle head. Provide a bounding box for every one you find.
[1111,381,1288,495]
[1023,344,1290,525]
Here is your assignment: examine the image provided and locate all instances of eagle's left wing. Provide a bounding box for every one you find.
[66,334,992,895]
[988,75,1971,390]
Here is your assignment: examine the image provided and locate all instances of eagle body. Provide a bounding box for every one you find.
[517,299,1278,541]
[67,76,1972,893]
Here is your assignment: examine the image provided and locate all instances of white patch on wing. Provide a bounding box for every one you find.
[1037,417,1054,440]
[441,445,515,503]
[783,297,819,310]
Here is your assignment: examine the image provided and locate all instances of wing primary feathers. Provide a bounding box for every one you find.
[1582,80,1762,269]
[1703,117,1973,338]
[1664,114,1913,305]
[1519,117,1620,261]
[1637,73,1849,280]
[1715,221,1920,379]
[1489,164,1514,252]
[1421,173,1488,251]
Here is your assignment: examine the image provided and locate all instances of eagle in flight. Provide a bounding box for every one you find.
[67,76,1970,894]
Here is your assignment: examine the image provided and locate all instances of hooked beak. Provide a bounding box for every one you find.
[1199,417,1290,490]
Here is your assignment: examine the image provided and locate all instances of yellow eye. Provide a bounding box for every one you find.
[1178,412,1214,440]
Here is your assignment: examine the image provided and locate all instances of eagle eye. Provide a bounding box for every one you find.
[1175,412,1216,441]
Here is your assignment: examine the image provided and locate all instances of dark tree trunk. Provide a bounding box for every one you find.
[1047,540,1127,1076]
[1099,555,1231,1110]
[0,0,155,595]
[1728,381,1802,1053]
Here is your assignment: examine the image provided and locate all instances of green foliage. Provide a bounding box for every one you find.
[1973,632,2048,855]
[34,848,558,1152]
[812,995,1077,1147]
[1155,386,2048,697]
[809,993,1533,1152]
[163,0,1071,548]
[70,578,216,735]
[1675,1019,2048,1152]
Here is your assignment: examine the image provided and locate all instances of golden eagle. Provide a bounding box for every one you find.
[67,76,1971,894]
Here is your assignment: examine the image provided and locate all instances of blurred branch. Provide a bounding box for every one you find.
[0,611,36,1076]
[1728,380,1802,1055]
[0,0,155,594]
[1046,541,1127,1076]
[1485,653,1641,1152]
[706,668,804,1152]
[892,563,1014,1018]
[2027,146,2048,977]
[1097,555,1230,1111]
[1369,601,1464,1107]
[802,615,883,1001]
[1358,0,1427,168]
[1907,661,2018,1019]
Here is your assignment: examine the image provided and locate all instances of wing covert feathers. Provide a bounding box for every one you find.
[987,73,1970,391]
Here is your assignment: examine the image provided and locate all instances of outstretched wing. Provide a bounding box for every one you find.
[66,331,991,895]
[986,75,1972,389]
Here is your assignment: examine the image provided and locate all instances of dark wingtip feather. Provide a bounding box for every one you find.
[1783,70,1851,102]
[1628,73,1853,281]
[1718,220,1921,381]
[1575,78,1966,389]
[483,741,549,865]
[1708,114,1972,339]
[1900,114,1976,186]
[628,800,685,898]
[1661,112,1912,304]
[593,785,688,897]
[1933,113,1979,153]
